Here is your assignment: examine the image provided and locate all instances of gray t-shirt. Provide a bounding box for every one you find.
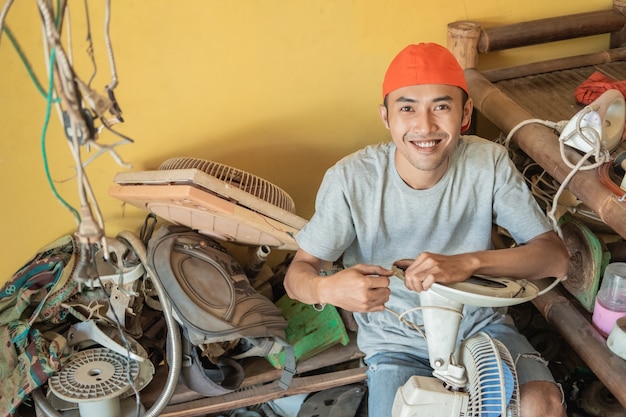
[296,136,552,358]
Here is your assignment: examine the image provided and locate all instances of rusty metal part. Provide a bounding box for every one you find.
[560,218,608,312]
[580,380,626,417]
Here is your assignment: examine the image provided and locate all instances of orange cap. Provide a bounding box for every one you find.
[382,43,468,100]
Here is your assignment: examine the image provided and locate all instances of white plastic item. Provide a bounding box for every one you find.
[392,376,469,417]
[47,348,140,417]
[558,89,626,153]
[607,316,626,360]
[419,289,463,375]
[429,276,540,308]
[391,333,520,417]
[593,262,626,337]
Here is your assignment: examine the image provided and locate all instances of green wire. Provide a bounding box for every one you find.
[41,47,80,222]
[3,25,60,102]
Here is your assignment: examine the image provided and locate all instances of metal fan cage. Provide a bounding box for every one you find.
[461,333,521,417]
[159,157,296,214]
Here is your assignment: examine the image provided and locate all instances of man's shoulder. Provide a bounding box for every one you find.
[458,135,508,159]
[460,135,503,148]
[333,141,393,170]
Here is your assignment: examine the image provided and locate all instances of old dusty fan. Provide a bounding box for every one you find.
[391,266,546,417]
[109,157,307,250]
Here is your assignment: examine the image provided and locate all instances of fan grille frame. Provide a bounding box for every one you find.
[159,157,296,214]
[461,332,521,417]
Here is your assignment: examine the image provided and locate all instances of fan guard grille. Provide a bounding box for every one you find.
[159,157,296,214]
[461,333,521,417]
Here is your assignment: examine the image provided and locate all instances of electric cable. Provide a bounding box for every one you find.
[63,4,72,66]
[103,0,118,92]
[501,105,616,295]
[3,25,59,100]
[117,230,182,417]
[385,304,464,341]
[41,47,80,223]
[505,109,612,239]
[0,0,14,45]
[82,0,98,88]
[502,118,563,153]
[95,271,142,417]
[7,4,164,415]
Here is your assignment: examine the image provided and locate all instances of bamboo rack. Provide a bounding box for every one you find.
[448,8,626,241]
[447,2,626,409]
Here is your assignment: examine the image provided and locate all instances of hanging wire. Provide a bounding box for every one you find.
[103,0,118,91]
[83,0,98,87]
[0,0,14,45]
[4,3,148,415]
[41,47,80,222]
[3,25,60,100]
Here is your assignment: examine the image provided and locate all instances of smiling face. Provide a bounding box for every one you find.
[379,83,473,189]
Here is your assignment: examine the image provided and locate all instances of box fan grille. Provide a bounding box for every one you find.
[159,157,296,214]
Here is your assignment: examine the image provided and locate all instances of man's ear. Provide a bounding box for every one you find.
[461,98,474,132]
[378,104,390,129]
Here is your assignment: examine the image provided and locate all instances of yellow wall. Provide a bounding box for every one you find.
[0,0,613,283]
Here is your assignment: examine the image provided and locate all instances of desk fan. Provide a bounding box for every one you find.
[390,264,543,417]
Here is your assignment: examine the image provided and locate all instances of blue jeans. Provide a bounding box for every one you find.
[364,322,555,417]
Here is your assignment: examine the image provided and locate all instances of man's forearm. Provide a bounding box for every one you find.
[284,257,330,305]
[472,231,569,280]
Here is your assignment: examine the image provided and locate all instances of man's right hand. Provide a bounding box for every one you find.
[318,264,392,312]
[284,249,392,313]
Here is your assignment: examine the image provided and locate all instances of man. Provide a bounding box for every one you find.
[284,43,569,417]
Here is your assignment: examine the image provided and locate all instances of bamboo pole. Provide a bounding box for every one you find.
[447,21,481,70]
[464,68,626,240]
[481,47,626,83]
[611,0,626,48]
[532,281,626,408]
[476,9,626,53]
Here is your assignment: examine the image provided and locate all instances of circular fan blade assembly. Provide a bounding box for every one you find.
[109,157,307,250]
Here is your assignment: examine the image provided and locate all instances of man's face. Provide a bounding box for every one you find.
[378,84,473,189]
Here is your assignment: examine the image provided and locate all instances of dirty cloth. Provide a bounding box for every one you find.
[0,235,77,417]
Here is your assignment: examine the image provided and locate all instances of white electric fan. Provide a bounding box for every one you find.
[390,264,544,417]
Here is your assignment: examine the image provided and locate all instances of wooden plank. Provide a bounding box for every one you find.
[237,336,363,388]
[140,334,364,408]
[159,367,367,417]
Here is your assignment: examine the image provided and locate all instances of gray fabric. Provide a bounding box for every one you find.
[179,327,244,396]
[295,136,552,359]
